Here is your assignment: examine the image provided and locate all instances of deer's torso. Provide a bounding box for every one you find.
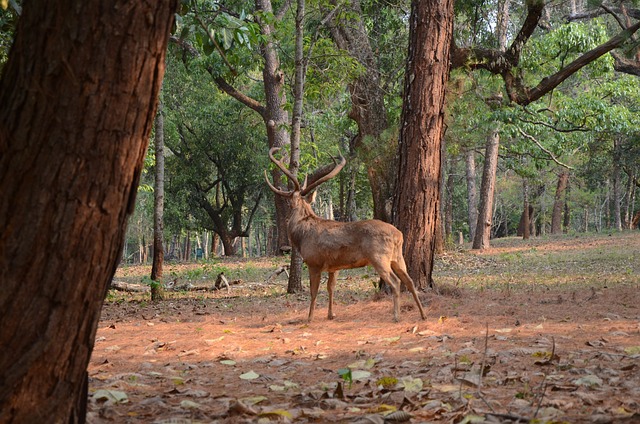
[288,215,402,272]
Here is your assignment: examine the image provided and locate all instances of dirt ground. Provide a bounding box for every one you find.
[88,232,640,423]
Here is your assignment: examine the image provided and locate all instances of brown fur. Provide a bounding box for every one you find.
[266,149,427,322]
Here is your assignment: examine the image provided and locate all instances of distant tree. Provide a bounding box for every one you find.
[0,0,177,421]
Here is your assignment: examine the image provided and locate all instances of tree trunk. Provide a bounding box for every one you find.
[522,178,530,240]
[284,0,307,293]
[220,234,236,256]
[563,179,571,233]
[0,1,176,421]
[444,156,456,242]
[551,171,569,234]
[254,0,292,254]
[472,127,500,250]
[151,99,166,301]
[465,149,478,241]
[612,138,623,231]
[326,0,394,223]
[393,0,453,289]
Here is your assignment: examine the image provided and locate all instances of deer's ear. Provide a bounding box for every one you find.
[304,190,317,204]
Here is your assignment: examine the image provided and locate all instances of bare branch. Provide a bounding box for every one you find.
[517,128,574,169]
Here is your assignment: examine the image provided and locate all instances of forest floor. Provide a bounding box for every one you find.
[88,232,640,424]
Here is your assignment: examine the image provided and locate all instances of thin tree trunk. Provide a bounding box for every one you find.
[393,0,453,289]
[284,0,308,293]
[444,156,456,243]
[551,171,569,234]
[522,178,530,240]
[563,179,571,233]
[151,99,166,301]
[0,1,176,421]
[465,149,478,241]
[472,127,500,250]
[612,138,623,231]
[185,233,191,261]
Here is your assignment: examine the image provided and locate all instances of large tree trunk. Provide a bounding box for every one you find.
[254,0,292,255]
[551,170,569,234]
[465,149,479,241]
[151,98,166,301]
[0,1,176,422]
[472,127,500,250]
[394,0,453,289]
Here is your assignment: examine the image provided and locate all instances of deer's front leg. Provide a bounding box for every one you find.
[308,268,322,322]
[327,271,338,320]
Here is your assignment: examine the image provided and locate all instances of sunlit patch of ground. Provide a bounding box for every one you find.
[89,232,640,423]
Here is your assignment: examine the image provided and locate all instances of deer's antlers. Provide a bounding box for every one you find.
[265,147,346,197]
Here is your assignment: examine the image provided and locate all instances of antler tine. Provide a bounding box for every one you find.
[264,170,292,197]
[268,147,301,192]
[300,152,346,196]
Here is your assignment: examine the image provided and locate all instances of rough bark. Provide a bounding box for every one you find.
[0,1,177,421]
[472,128,500,250]
[551,171,569,234]
[151,99,166,301]
[394,0,453,289]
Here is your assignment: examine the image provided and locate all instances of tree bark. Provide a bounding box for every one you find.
[551,171,569,234]
[151,98,166,301]
[0,1,177,421]
[394,0,453,289]
[465,149,478,241]
[472,127,500,250]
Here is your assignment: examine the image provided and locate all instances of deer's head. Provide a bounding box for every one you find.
[264,147,346,212]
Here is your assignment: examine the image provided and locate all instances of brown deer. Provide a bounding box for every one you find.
[265,147,427,322]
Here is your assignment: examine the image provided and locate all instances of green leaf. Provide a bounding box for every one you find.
[624,346,640,355]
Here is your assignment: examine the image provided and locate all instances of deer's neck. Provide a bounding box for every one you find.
[287,203,321,249]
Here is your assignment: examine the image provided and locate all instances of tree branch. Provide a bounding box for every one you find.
[517,128,574,169]
[169,36,267,117]
[517,20,640,105]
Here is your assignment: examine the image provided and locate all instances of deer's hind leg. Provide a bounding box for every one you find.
[371,262,402,322]
[308,268,322,322]
[390,260,427,320]
[327,271,338,320]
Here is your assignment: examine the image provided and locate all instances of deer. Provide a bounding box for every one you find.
[265,147,427,323]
